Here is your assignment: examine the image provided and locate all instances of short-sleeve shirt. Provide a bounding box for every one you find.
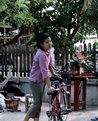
[29,49,53,82]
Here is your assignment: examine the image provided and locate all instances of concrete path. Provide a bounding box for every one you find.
[0,102,98,121]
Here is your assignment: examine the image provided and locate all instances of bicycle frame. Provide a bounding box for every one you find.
[51,81,67,120]
[47,68,72,121]
[51,95,56,117]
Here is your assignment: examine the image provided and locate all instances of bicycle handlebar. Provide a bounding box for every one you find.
[47,88,59,95]
[52,66,64,73]
[50,76,63,82]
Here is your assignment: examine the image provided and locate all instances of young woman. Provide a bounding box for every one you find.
[23,33,59,121]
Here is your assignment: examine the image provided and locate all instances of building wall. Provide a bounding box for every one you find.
[11,77,98,106]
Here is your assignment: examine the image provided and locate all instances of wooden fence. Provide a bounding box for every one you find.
[0,44,98,77]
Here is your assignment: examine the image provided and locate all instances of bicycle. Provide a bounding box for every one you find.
[46,68,71,121]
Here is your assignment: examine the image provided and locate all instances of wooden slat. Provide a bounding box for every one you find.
[93,44,96,73]
[23,52,26,77]
[70,45,74,59]
[1,48,4,76]
[27,46,30,77]
[12,45,15,76]
[61,49,64,69]
[84,44,87,56]
[16,45,18,77]
[66,47,68,70]
[4,47,7,76]
[20,45,22,76]
[8,46,12,65]
[0,44,97,77]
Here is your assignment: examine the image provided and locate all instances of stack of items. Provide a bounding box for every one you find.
[4,93,20,112]
[4,98,20,112]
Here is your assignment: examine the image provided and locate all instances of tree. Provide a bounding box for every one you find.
[27,0,97,48]
[0,0,37,47]
[0,0,37,27]
[0,0,97,48]
[79,0,98,37]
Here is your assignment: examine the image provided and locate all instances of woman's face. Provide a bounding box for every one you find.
[41,37,52,51]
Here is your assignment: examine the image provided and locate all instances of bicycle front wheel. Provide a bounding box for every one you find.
[60,92,68,121]
[53,96,60,121]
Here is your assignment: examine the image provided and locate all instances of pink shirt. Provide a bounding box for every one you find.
[29,49,53,82]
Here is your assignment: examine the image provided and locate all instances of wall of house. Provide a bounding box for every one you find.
[11,77,98,106]
[70,79,98,106]
[86,79,98,106]
[74,36,98,52]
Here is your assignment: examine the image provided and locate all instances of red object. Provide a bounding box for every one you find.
[67,73,95,111]
[4,98,20,112]
[67,85,71,108]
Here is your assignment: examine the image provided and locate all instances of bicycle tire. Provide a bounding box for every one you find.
[53,95,60,121]
[59,92,68,121]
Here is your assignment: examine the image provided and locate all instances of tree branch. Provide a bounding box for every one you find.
[69,25,80,41]
[0,11,7,22]
[69,0,84,41]
[0,26,25,47]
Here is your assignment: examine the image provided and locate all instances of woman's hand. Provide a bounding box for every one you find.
[49,67,61,77]
[53,72,61,77]
[48,86,54,94]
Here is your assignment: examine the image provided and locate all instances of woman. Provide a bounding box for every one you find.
[23,33,58,121]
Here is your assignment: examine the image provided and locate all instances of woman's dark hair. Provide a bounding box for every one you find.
[37,33,51,50]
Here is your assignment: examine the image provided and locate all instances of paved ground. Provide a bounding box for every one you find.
[0,102,98,121]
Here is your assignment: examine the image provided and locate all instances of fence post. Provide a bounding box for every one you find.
[12,45,15,76]
[61,49,64,69]
[93,44,96,73]
[65,46,69,70]
[5,47,7,76]
[27,46,30,77]
[0,44,97,77]
[20,45,22,76]
[1,47,4,76]
[84,44,87,56]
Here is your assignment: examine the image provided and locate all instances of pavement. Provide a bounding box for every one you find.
[0,102,98,121]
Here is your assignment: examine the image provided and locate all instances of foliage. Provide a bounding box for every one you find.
[0,0,37,28]
[94,40,98,49]
[26,0,97,48]
[78,0,98,38]
[72,52,94,72]
[85,55,94,72]
[73,55,86,68]
[0,0,97,48]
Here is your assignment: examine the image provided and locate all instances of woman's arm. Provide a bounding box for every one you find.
[49,66,55,75]
[39,54,54,93]
[45,77,51,88]
[49,66,61,77]
[45,76,54,93]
